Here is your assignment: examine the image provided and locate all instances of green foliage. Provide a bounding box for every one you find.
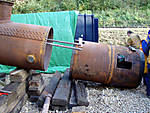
[11,0,150,27]
[12,0,41,14]
[95,9,150,27]
[12,0,77,13]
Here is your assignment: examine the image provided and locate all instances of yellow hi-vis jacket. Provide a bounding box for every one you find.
[140,39,150,74]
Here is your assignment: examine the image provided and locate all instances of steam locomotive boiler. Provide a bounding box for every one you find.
[71,42,145,88]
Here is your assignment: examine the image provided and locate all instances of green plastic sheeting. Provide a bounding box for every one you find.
[0,11,78,73]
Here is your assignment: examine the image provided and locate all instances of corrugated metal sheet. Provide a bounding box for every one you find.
[75,14,99,42]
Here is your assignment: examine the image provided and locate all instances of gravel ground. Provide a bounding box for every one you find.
[20,78,150,113]
[85,81,150,112]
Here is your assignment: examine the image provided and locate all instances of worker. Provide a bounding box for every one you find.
[144,30,150,97]
[126,30,150,98]
[126,30,141,49]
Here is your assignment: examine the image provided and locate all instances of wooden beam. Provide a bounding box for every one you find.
[51,69,71,107]
[10,94,27,113]
[10,70,29,83]
[28,73,45,96]
[50,105,67,111]
[75,81,89,107]
[72,106,86,113]
[0,81,26,113]
[68,80,77,109]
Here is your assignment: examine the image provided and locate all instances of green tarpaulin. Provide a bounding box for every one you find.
[0,11,78,73]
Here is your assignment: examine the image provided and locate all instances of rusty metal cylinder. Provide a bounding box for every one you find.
[71,42,144,88]
[0,1,53,71]
[0,0,13,21]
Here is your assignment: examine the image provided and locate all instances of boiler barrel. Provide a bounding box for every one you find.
[0,1,53,71]
[70,42,144,88]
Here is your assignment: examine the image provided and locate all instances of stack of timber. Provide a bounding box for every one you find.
[35,69,89,112]
[0,69,29,113]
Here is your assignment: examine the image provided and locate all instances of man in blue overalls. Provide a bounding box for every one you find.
[142,30,150,97]
[127,30,150,97]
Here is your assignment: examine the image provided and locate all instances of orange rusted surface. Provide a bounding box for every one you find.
[0,0,13,21]
[71,42,144,88]
[0,1,53,70]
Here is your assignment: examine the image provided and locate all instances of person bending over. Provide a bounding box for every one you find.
[126,30,150,97]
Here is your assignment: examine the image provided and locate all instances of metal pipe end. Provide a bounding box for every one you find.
[43,27,53,71]
[0,0,14,21]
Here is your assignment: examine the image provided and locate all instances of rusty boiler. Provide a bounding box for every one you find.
[71,42,145,88]
[0,1,53,71]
